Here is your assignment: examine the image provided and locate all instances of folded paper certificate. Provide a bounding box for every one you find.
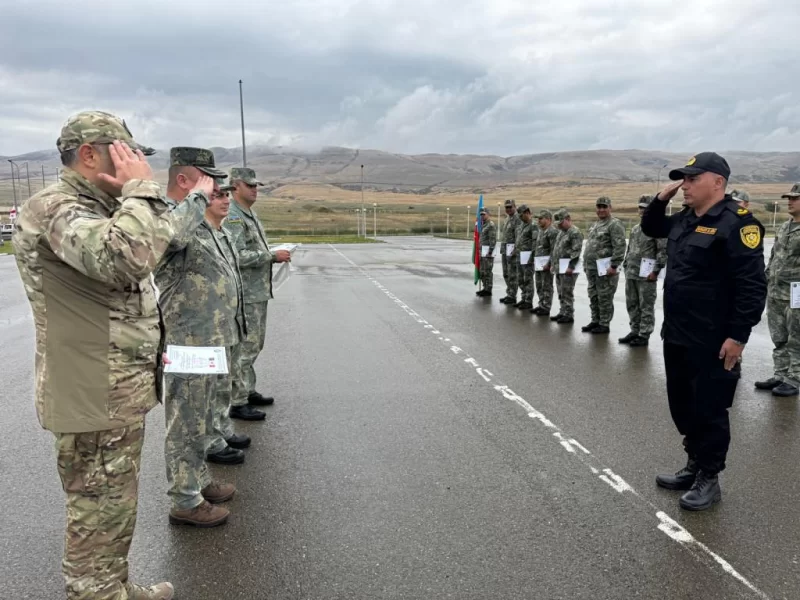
[164,345,229,374]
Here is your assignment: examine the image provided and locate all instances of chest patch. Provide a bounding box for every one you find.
[695,226,717,235]
[227,216,242,224]
[740,225,761,249]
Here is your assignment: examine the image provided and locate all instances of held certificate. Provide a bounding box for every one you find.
[164,345,229,374]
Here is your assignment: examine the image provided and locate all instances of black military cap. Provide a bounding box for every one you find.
[169,147,227,178]
[669,152,730,181]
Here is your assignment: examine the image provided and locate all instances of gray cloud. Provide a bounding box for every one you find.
[2,0,799,156]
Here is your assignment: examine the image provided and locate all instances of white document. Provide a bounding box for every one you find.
[792,283,800,309]
[639,258,656,278]
[534,256,550,272]
[506,244,515,257]
[596,257,612,276]
[164,345,229,375]
[520,251,532,265]
[481,245,491,258]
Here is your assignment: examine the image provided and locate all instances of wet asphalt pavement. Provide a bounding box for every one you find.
[0,236,798,600]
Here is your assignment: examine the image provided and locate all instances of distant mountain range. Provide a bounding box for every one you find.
[3,146,799,192]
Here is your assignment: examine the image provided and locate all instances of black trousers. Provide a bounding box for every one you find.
[663,342,741,475]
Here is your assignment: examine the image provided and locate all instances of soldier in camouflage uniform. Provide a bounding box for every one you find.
[620,195,667,347]
[226,167,292,417]
[476,208,496,296]
[551,208,584,323]
[531,209,559,316]
[755,183,800,397]
[514,204,537,310]
[731,189,750,210]
[581,197,627,334]
[499,199,521,304]
[12,112,179,599]
[156,147,244,528]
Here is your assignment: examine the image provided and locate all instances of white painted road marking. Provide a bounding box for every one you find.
[328,244,770,600]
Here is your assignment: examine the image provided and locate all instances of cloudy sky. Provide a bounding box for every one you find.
[1,0,798,157]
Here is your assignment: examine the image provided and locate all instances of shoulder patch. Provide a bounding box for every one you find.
[740,224,761,249]
[737,208,749,215]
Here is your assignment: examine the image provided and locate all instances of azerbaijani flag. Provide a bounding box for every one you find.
[472,195,483,285]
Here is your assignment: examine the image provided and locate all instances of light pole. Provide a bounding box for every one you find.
[23,162,31,197]
[373,202,377,238]
[656,163,668,190]
[773,199,779,229]
[360,165,365,238]
[7,160,19,212]
[446,207,450,237]
[497,202,501,223]
[467,205,470,236]
[41,165,46,188]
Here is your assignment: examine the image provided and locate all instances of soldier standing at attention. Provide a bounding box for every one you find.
[225,167,291,415]
[157,147,243,528]
[499,199,520,304]
[550,209,584,324]
[476,208,496,297]
[581,196,627,334]
[12,112,179,599]
[731,189,750,210]
[531,209,559,316]
[643,152,766,511]
[513,205,537,310]
[619,195,667,347]
[755,183,800,397]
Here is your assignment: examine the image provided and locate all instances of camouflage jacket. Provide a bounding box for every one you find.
[226,200,274,303]
[552,226,584,271]
[535,225,559,266]
[479,220,497,249]
[501,213,521,247]
[155,196,245,347]
[515,220,538,253]
[766,220,800,300]
[622,224,668,280]
[583,217,627,271]
[11,169,188,434]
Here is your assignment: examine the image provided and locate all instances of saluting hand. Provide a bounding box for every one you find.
[656,180,683,203]
[98,141,153,188]
[719,338,744,371]
[190,176,215,199]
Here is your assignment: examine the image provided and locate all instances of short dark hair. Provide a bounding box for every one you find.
[60,149,78,167]
[168,165,196,187]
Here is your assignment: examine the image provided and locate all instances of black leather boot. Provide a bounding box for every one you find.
[656,458,698,490]
[618,331,637,344]
[679,470,721,511]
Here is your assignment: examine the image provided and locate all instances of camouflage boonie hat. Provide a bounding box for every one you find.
[230,167,263,186]
[781,183,800,199]
[553,208,570,222]
[169,147,226,178]
[596,196,612,207]
[56,110,155,156]
[537,209,553,219]
[504,199,515,208]
[638,194,653,208]
[731,189,750,203]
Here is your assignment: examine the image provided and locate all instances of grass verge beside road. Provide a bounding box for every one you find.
[0,243,14,255]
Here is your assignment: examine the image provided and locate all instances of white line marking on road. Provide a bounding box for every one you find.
[327,244,770,599]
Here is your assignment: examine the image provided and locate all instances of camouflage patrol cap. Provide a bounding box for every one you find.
[518,203,531,213]
[596,196,612,207]
[781,183,800,199]
[479,208,488,215]
[169,147,226,178]
[56,110,155,156]
[504,199,515,208]
[553,208,570,222]
[537,209,553,219]
[638,194,653,208]
[230,167,263,186]
[731,189,750,203]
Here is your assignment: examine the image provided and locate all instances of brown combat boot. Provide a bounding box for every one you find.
[169,500,229,528]
[202,481,236,504]
[126,581,175,599]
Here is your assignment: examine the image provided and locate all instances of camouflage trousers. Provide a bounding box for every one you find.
[164,372,213,510]
[209,343,246,451]
[767,294,800,386]
[625,277,658,337]
[501,249,518,299]
[518,257,534,303]
[239,301,269,403]
[54,420,144,600]
[556,273,578,318]
[586,270,620,326]
[479,256,494,291]
[534,269,554,311]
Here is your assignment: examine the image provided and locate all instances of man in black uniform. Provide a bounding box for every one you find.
[642,152,767,511]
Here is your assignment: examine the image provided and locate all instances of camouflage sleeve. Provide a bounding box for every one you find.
[47,179,174,284]
[489,222,497,246]
[655,236,668,271]
[167,192,208,250]
[622,235,631,270]
[610,221,627,267]
[568,229,583,268]
[229,222,271,269]
[548,227,559,249]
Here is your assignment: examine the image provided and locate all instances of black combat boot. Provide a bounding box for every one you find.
[248,391,274,406]
[550,314,563,321]
[656,458,698,490]
[679,470,721,511]
[628,336,649,347]
[590,325,610,334]
[618,331,637,344]
[556,315,574,324]
[772,382,799,397]
[754,377,782,390]
[581,322,599,332]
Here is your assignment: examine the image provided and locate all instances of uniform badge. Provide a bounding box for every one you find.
[739,224,761,249]
[686,156,696,166]
[695,226,717,235]
[227,216,242,224]
[737,208,749,215]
